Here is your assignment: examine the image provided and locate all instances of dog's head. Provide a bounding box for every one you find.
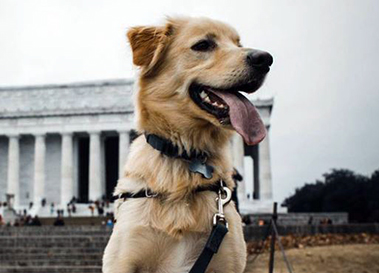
[127,17,272,146]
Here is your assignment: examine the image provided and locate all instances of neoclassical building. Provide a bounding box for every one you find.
[0,80,273,215]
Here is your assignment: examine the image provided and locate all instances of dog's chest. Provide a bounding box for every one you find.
[140,230,208,273]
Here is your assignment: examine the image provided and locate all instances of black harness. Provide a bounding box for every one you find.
[113,133,232,273]
[115,182,222,201]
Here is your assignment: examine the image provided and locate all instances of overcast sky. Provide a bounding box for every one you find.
[1,0,378,203]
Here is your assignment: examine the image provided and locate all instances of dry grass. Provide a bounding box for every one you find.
[244,244,379,273]
[247,233,379,254]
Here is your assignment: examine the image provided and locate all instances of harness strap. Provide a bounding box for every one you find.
[189,222,229,273]
[113,189,156,201]
[113,182,223,202]
[195,183,221,194]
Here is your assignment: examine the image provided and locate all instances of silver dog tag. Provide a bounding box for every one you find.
[189,159,214,179]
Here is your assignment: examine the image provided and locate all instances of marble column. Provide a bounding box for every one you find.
[89,131,102,201]
[61,133,74,205]
[118,130,130,178]
[258,128,273,200]
[33,134,46,205]
[7,135,20,207]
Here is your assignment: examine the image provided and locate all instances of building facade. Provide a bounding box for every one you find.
[0,80,274,215]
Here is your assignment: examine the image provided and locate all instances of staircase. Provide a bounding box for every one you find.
[0,226,111,273]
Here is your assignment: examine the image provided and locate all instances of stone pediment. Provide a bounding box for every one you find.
[0,79,134,118]
[0,79,273,126]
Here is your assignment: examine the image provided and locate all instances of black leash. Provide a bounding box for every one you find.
[189,221,228,273]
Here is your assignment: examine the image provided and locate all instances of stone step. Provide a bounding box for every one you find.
[0,227,109,272]
[0,235,110,240]
[0,253,102,262]
[0,226,108,230]
[0,226,111,230]
[0,247,104,255]
[0,266,102,273]
[0,227,112,237]
[0,236,109,248]
[0,242,107,248]
[0,259,102,267]
[0,231,111,236]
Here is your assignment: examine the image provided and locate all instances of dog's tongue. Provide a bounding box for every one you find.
[210,90,266,145]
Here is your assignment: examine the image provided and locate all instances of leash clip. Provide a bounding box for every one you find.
[213,180,232,228]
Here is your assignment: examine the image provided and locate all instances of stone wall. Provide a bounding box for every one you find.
[244,223,379,241]
[246,212,348,226]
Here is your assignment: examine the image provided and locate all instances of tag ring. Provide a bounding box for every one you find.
[145,189,158,198]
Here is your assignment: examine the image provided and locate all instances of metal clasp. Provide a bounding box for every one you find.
[213,180,232,228]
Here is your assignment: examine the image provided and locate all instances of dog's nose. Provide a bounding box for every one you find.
[246,50,273,73]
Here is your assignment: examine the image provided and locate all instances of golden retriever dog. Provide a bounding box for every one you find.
[103,16,273,273]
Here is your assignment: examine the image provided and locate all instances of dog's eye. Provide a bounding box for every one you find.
[191,40,215,52]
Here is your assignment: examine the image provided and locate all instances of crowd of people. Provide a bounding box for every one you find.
[87,198,111,217]
[0,212,42,227]
[0,195,115,227]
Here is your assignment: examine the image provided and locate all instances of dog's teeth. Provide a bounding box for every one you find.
[214,102,225,109]
[205,96,211,103]
[200,91,207,99]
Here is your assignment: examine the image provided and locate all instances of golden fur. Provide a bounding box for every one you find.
[103,17,252,273]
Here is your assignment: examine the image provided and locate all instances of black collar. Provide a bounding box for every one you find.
[145,133,214,179]
[145,133,208,161]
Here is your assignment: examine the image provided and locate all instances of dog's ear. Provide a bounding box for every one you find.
[127,23,173,76]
